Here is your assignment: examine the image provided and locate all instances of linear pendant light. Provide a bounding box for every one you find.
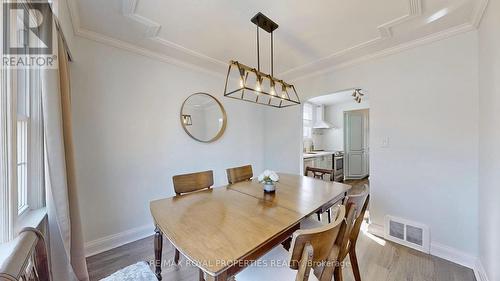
[223,13,301,108]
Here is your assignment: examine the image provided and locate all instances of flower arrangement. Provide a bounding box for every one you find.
[258,170,279,192]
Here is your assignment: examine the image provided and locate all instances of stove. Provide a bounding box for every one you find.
[333,151,344,182]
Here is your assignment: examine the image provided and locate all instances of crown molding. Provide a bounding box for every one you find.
[121,0,227,67]
[292,22,475,82]
[471,0,489,28]
[74,27,225,78]
[122,0,161,37]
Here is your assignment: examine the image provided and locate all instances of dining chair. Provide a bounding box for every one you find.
[226,165,253,184]
[236,205,351,281]
[0,227,51,281]
[304,166,334,182]
[171,170,214,266]
[304,166,336,223]
[334,184,370,281]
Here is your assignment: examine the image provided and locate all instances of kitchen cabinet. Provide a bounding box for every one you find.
[303,153,333,172]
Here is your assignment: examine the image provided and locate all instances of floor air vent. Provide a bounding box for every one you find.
[384,216,430,253]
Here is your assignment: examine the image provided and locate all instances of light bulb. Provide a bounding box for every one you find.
[270,87,276,96]
[239,77,245,88]
[255,76,262,92]
[255,79,262,92]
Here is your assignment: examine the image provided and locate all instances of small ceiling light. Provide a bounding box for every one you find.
[223,13,300,108]
[353,88,364,103]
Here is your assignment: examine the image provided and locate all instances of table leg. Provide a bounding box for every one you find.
[154,226,163,280]
[281,237,292,251]
[199,269,204,281]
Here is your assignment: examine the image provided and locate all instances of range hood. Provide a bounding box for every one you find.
[313,105,333,129]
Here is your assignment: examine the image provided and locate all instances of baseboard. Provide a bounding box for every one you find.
[430,242,477,269]
[369,223,488,280]
[367,222,385,238]
[84,224,154,257]
[473,259,490,281]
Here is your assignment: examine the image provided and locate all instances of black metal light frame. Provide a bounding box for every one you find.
[223,13,301,108]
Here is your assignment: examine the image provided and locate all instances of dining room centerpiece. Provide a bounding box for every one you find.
[258,170,279,193]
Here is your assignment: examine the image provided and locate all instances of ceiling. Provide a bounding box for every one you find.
[308,89,367,106]
[67,0,488,80]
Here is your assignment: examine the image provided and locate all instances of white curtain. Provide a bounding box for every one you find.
[42,34,89,281]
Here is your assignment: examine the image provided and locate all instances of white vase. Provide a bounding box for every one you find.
[263,182,276,193]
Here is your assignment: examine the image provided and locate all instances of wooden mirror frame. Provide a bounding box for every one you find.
[180,93,227,143]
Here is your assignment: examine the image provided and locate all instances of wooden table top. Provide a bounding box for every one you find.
[150,173,350,276]
[228,173,350,215]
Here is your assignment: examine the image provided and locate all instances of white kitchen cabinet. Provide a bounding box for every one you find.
[303,153,334,172]
[303,158,315,173]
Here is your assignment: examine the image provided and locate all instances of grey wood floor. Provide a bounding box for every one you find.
[86,225,476,281]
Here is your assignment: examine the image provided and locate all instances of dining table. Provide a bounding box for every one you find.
[149,173,350,281]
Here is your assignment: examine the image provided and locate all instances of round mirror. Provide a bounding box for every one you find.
[180,93,227,143]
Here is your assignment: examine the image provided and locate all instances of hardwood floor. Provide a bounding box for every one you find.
[86,223,476,281]
[343,177,370,195]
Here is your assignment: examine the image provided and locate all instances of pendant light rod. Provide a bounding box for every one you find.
[256,25,260,72]
[271,31,274,76]
[251,12,278,75]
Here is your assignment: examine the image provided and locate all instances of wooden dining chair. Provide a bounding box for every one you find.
[172,170,214,195]
[171,170,214,265]
[226,165,253,184]
[304,167,334,182]
[304,166,336,223]
[290,205,350,281]
[0,227,51,281]
[333,185,370,281]
[236,205,351,281]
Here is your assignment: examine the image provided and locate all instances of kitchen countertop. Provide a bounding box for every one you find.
[303,151,335,159]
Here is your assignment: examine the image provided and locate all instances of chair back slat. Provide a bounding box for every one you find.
[347,184,370,248]
[226,165,253,184]
[172,170,214,195]
[338,184,370,260]
[295,243,314,281]
[304,167,334,181]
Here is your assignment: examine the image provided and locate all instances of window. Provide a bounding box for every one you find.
[303,103,313,139]
[17,67,30,214]
[0,3,45,243]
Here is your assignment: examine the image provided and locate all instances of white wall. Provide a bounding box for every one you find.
[264,31,479,256]
[68,37,266,245]
[478,0,500,280]
[323,100,370,152]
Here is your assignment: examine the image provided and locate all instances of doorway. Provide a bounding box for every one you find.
[344,109,369,179]
[302,89,370,182]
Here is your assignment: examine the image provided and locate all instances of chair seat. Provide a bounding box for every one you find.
[301,215,326,229]
[236,246,320,281]
[100,261,157,281]
[301,205,341,230]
